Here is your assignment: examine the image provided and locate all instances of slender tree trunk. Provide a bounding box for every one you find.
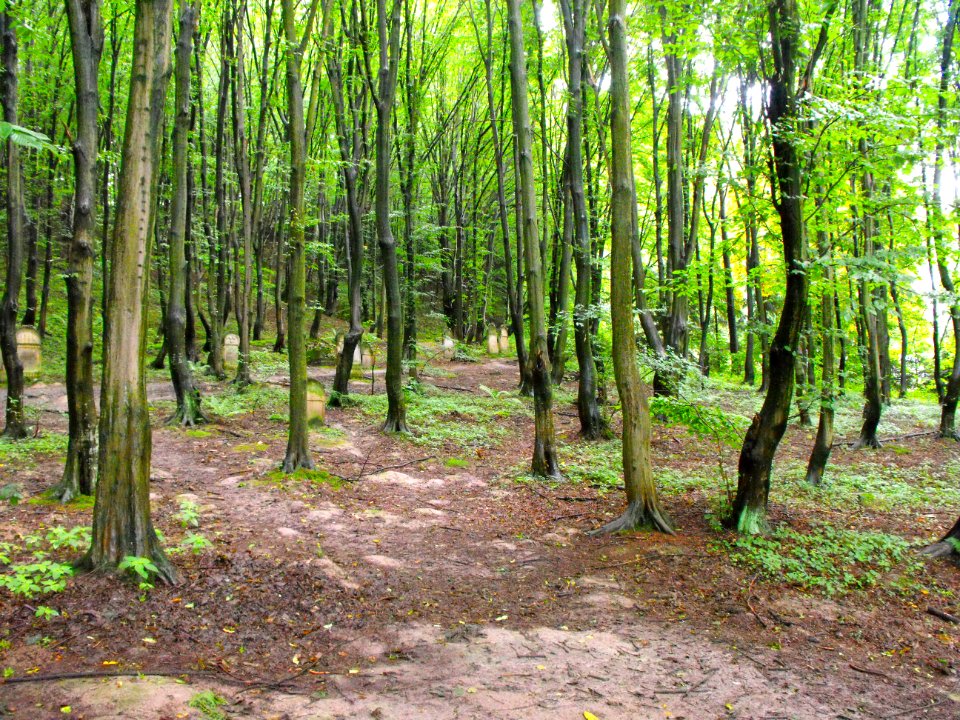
[592,0,671,534]
[83,0,175,583]
[725,0,821,534]
[165,2,204,427]
[59,0,103,500]
[279,0,317,470]
[0,12,27,439]
[806,226,836,485]
[507,0,559,477]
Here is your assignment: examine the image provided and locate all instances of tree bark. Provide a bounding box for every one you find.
[507,0,559,478]
[592,0,671,534]
[59,0,103,500]
[0,12,27,440]
[165,2,205,427]
[83,0,175,583]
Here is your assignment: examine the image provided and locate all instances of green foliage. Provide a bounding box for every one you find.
[44,526,91,552]
[0,121,65,156]
[188,691,228,720]
[724,523,920,596]
[0,560,74,598]
[0,483,23,506]
[117,556,160,581]
[34,605,59,620]
[649,395,747,447]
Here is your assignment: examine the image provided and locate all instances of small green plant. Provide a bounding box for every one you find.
[444,457,470,468]
[0,483,23,506]
[188,690,228,720]
[117,555,160,582]
[180,533,213,555]
[34,605,59,620]
[176,499,200,528]
[45,526,91,552]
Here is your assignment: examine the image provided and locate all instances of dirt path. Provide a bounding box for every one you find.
[1,360,957,719]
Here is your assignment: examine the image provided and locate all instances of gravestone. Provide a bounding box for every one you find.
[499,326,510,354]
[441,335,455,359]
[223,333,240,367]
[487,327,499,355]
[307,380,326,426]
[360,342,374,369]
[16,326,41,376]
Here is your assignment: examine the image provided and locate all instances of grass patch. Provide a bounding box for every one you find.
[204,384,287,418]
[0,433,69,468]
[346,386,529,449]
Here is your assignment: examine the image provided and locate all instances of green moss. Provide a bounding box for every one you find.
[734,506,768,536]
[27,490,95,510]
[185,429,212,439]
[232,441,269,453]
[265,467,345,490]
[444,457,470,468]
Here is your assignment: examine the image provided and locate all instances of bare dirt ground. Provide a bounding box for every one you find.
[1,355,959,719]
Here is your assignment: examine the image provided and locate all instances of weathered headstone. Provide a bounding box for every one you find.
[307,380,326,426]
[499,326,510,354]
[487,327,499,355]
[441,335,455,359]
[16,326,41,376]
[223,333,240,367]
[360,342,374,369]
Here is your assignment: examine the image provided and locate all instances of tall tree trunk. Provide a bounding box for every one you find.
[83,0,175,583]
[593,0,671,534]
[59,0,103,500]
[0,12,28,440]
[559,0,605,438]
[373,0,407,433]
[507,0,560,478]
[229,2,253,387]
[279,0,318,471]
[725,0,825,534]
[165,2,204,427]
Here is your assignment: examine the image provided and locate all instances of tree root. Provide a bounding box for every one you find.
[282,449,314,473]
[381,416,409,434]
[588,500,674,536]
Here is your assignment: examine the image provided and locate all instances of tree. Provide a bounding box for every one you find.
[279,0,320,471]
[507,0,559,478]
[724,0,832,534]
[596,0,672,534]
[82,0,175,583]
[165,0,205,427]
[0,11,28,440]
[59,0,104,500]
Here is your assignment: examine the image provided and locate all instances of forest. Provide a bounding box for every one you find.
[0,0,959,715]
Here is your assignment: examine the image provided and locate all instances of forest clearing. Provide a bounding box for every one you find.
[1,0,960,716]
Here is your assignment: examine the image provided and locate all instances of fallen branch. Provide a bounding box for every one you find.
[0,669,236,686]
[353,455,436,481]
[926,606,960,624]
[848,663,890,680]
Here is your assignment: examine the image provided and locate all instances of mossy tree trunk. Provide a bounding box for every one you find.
[805,224,836,485]
[83,0,175,584]
[59,0,103,500]
[279,0,318,471]
[592,0,672,535]
[507,0,560,478]
[0,12,28,440]
[165,1,205,427]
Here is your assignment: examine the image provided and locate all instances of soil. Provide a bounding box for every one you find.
[1,354,959,719]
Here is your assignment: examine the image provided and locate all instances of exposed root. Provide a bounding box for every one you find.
[282,449,314,473]
[588,500,674,536]
[920,541,956,560]
[852,435,881,450]
[382,416,409,434]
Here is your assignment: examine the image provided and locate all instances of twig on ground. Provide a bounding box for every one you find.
[926,606,960,624]
[848,663,890,680]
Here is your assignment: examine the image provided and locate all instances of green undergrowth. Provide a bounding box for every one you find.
[0,432,69,468]
[778,460,960,512]
[204,383,287,418]
[721,522,924,597]
[344,385,530,449]
[26,490,95,510]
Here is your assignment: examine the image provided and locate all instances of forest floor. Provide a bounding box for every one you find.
[1,344,959,719]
